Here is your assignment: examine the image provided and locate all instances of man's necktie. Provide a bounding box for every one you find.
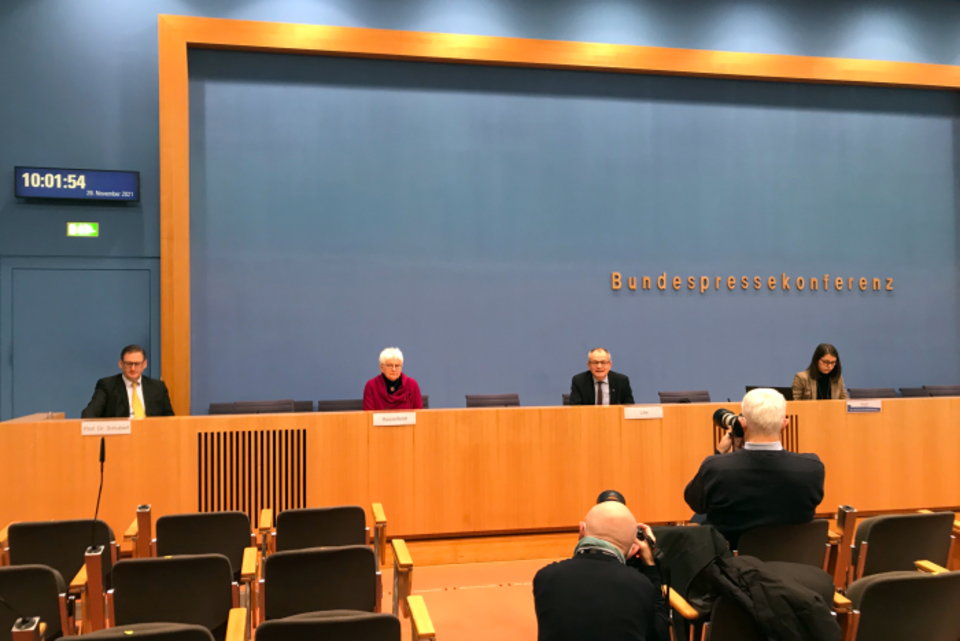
[132,381,146,419]
[596,381,603,406]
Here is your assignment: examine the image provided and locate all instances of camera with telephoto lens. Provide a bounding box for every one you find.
[713,408,744,438]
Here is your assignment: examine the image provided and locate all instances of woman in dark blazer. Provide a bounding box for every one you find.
[792,343,848,400]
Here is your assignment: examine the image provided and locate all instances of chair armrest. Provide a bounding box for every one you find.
[241,547,258,582]
[833,592,852,613]
[667,588,701,621]
[0,524,9,565]
[915,560,949,575]
[258,509,273,533]
[69,565,87,594]
[226,607,247,641]
[392,539,413,570]
[828,529,842,545]
[123,517,138,541]
[372,503,387,526]
[407,594,435,641]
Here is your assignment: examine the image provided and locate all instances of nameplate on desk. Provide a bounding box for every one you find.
[624,406,663,420]
[81,420,131,435]
[372,412,416,426]
[847,400,882,414]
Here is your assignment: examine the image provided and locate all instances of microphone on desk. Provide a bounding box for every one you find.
[90,437,105,550]
[0,595,38,633]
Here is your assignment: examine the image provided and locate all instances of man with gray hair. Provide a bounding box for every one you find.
[569,347,635,405]
[534,501,669,641]
[683,388,825,548]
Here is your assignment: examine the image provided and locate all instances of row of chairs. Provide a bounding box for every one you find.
[0,504,434,641]
[209,384,960,414]
[665,507,960,641]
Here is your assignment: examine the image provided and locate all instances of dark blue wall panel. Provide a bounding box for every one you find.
[0,258,160,420]
[188,51,960,409]
[1,0,959,415]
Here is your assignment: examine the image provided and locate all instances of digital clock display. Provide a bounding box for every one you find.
[15,167,139,202]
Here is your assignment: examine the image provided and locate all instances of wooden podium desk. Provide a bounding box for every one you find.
[2,399,958,541]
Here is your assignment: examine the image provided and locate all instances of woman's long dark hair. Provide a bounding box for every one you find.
[807,343,841,380]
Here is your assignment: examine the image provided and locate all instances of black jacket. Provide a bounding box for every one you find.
[569,370,635,405]
[534,551,669,641]
[81,374,175,418]
[688,555,841,641]
[683,448,824,548]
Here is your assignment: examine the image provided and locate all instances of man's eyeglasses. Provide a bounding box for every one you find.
[122,361,146,368]
[588,360,611,367]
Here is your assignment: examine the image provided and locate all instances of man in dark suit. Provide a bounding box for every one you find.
[569,347,635,405]
[684,388,824,548]
[533,500,669,641]
[81,345,175,418]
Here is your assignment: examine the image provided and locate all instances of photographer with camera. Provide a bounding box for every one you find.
[684,388,825,549]
[533,500,669,641]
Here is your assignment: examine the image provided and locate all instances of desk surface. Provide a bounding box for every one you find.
[1,399,958,539]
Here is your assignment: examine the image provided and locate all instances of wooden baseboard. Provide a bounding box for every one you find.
[384,531,578,567]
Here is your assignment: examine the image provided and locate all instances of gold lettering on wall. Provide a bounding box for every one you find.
[609,271,896,297]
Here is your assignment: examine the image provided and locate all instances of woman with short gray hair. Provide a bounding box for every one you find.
[362,347,423,410]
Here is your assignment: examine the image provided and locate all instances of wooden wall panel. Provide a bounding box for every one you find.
[4,399,960,540]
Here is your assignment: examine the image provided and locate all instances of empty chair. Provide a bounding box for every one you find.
[292,401,313,412]
[110,555,236,641]
[0,565,71,641]
[254,611,401,641]
[562,393,571,406]
[261,546,380,621]
[316,399,364,412]
[273,507,367,553]
[658,390,710,403]
[234,400,295,414]
[923,385,960,397]
[208,403,238,415]
[845,570,960,641]
[156,512,254,583]
[6,520,116,589]
[848,388,898,399]
[465,394,519,408]
[701,596,763,641]
[899,387,931,397]
[745,386,794,401]
[736,520,830,568]
[851,511,954,581]
[82,623,215,641]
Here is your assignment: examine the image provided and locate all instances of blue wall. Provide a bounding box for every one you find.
[1,0,958,416]
[188,50,960,409]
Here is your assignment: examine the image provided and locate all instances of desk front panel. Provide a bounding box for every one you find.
[1,399,957,538]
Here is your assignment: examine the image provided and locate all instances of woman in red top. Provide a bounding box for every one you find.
[362,347,423,410]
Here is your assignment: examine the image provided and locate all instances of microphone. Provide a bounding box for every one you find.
[90,437,105,550]
[0,596,37,631]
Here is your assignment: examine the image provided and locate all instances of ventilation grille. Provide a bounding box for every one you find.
[713,414,800,453]
[198,429,307,522]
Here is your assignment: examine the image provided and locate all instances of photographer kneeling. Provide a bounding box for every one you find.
[533,500,669,641]
[684,388,825,549]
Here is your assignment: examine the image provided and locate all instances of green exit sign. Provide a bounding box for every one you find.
[67,222,99,237]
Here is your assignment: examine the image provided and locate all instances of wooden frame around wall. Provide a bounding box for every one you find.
[159,14,960,414]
